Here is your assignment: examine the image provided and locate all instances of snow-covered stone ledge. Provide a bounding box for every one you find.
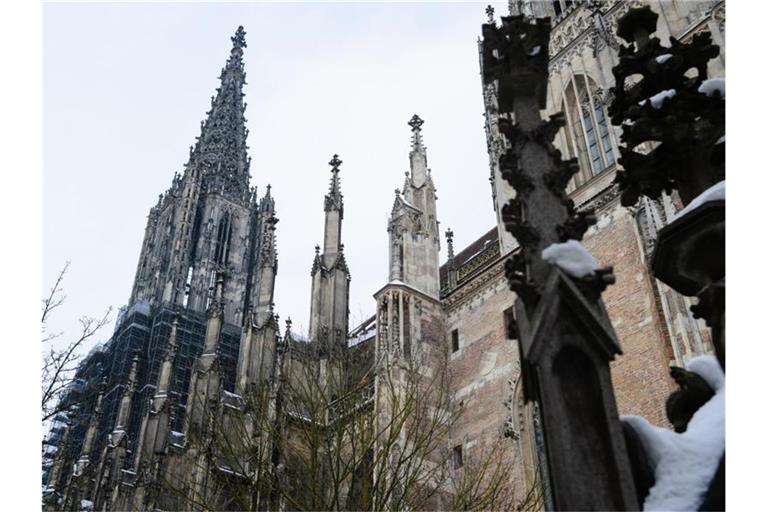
[542,239,598,278]
[671,180,725,222]
[622,355,724,511]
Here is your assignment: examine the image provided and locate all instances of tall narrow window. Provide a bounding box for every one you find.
[451,329,460,353]
[503,306,516,340]
[561,75,617,187]
[453,445,463,469]
[206,270,216,309]
[214,212,232,265]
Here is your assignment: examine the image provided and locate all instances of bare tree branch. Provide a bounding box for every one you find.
[41,262,112,423]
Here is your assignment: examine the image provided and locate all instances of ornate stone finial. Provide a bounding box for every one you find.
[485,5,495,24]
[231,25,247,50]
[445,228,455,260]
[325,154,344,212]
[395,188,401,197]
[328,154,343,171]
[315,244,320,256]
[285,317,292,334]
[408,114,424,132]
[408,114,426,150]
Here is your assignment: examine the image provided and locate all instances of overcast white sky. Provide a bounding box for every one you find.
[43,1,508,350]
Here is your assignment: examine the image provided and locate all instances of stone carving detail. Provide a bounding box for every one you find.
[482,12,636,509]
[609,6,724,207]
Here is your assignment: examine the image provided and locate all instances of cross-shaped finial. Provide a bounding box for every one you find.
[446,228,454,241]
[445,228,455,259]
[232,26,247,49]
[285,317,292,332]
[315,244,320,255]
[408,114,424,132]
[395,188,401,196]
[486,5,495,23]
[329,154,342,170]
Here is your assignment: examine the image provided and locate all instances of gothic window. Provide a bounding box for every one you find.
[213,211,233,265]
[561,74,617,189]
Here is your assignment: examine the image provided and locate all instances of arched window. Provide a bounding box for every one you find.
[560,74,617,189]
[213,211,233,265]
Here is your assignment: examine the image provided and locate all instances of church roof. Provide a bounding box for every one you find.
[439,226,499,283]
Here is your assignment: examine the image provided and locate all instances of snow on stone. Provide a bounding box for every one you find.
[639,89,676,109]
[622,355,724,511]
[527,45,541,56]
[698,77,725,98]
[80,499,94,510]
[542,240,598,278]
[671,180,724,222]
[349,326,376,347]
[655,53,672,64]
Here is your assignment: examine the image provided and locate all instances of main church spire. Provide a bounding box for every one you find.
[190,25,251,198]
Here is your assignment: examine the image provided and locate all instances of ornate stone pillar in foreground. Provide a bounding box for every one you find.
[609,6,725,371]
[480,12,638,510]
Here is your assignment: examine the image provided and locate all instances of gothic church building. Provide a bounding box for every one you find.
[43,1,725,510]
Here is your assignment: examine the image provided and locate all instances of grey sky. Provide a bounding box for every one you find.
[43,1,507,349]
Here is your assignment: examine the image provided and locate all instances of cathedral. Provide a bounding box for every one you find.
[42,1,725,510]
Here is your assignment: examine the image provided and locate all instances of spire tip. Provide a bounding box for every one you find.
[232,26,247,50]
[408,114,424,132]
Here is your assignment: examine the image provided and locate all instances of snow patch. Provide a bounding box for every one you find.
[621,355,723,511]
[671,180,724,221]
[80,499,94,510]
[698,77,725,98]
[542,240,598,278]
[655,53,672,64]
[527,45,541,56]
[639,89,676,109]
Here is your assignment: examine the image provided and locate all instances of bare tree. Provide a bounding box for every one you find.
[158,339,525,511]
[42,262,112,423]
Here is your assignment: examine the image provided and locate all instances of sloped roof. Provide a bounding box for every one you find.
[439,226,499,285]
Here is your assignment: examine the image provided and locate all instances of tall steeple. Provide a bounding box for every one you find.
[129,25,266,330]
[309,155,351,349]
[190,26,251,198]
[387,115,441,297]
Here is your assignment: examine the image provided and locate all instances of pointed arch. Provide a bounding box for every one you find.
[214,211,234,265]
[560,74,617,190]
